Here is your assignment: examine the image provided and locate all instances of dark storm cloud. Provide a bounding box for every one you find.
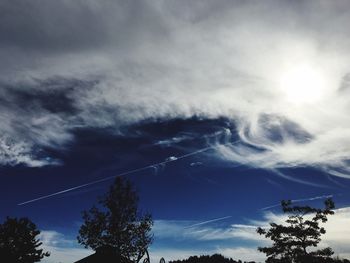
[0,0,105,51]
[0,0,169,52]
[3,78,85,114]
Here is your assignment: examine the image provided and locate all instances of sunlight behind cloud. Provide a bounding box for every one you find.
[0,0,350,179]
[279,64,328,104]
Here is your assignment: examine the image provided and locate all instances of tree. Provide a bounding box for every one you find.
[257,198,335,263]
[0,217,50,263]
[77,177,153,263]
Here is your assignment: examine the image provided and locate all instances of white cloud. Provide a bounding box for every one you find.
[1,0,350,176]
[321,207,350,259]
[39,230,92,263]
[153,219,266,243]
[152,205,350,261]
[151,219,267,262]
[0,136,49,167]
[38,206,350,263]
[239,207,350,260]
[39,227,262,263]
[41,246,91,263]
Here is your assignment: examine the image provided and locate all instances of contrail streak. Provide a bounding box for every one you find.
[18,142,238,206]
[260,194,334,211]
[184,215,232,229]
[271,169,327,188]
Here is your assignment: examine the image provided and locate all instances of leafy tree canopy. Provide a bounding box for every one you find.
[257,198,337,263]
[77,177,153,263]
[0,217,50,263]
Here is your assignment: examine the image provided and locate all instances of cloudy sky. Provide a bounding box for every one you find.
[2,0,350,262]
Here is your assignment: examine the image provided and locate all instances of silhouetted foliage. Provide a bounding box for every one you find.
[333,257,350,263]
[0,217,50,263]
[169,254,256,263]
[77,177,153,263]
[257,198,336,263]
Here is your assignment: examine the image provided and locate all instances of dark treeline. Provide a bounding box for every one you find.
[169,254,350,263]
[169,254,257,263]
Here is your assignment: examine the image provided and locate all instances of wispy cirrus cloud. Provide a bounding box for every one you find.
[152,205,350,261]
[260,194,335,211]
[38,206,350,263]
[39,227,262,262]
[152,219,265,242]
[1,0,350,179]
[39,231,91,263]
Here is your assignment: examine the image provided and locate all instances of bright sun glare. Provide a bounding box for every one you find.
[279,64,327,104]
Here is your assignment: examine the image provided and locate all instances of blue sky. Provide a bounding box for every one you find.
[1,0,350,262]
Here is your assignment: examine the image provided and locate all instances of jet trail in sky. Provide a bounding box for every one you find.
[18,142,239,206]
[184,215,232,229]
[260,194,334,211]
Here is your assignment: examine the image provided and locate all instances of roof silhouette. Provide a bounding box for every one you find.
[74,246,132,263]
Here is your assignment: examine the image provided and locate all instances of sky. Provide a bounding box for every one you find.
[1,0,350,262]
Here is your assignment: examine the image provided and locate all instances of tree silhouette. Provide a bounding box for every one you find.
[0,217,50,263]
[257,198,335,263]
[77,177,153,263]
